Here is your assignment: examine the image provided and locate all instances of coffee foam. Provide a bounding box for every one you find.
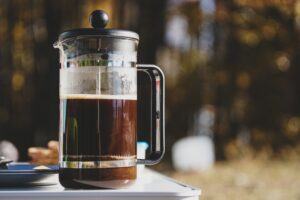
[60,93,137,100]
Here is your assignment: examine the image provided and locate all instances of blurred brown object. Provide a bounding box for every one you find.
[28,140,58,165]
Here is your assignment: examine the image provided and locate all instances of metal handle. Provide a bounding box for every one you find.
[137,64,165,165]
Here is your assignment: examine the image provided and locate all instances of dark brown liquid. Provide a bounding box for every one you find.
[59,97,137,189]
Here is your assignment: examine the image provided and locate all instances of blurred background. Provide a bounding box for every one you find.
[0,0,300,199]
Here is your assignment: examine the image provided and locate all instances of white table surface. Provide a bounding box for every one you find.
[0,168,201,200]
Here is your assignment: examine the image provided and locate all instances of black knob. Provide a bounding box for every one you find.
[89,10,109,28]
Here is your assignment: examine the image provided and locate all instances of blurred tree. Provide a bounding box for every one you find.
[213,0,299,159]
[0,0,114,160]
[0,0,300,161]
[158,0,300,160]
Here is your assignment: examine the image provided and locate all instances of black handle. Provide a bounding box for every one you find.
[137,64,165,165]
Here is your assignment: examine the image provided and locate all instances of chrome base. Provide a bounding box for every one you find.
[60,159,136,169]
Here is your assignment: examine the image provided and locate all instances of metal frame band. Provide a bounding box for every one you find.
[60,159,136,169]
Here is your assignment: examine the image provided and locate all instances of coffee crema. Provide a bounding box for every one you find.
[59,94,137,188]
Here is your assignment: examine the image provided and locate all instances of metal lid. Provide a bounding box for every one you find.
[58,10,139,42]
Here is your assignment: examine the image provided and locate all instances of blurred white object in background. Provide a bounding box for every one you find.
[0,140,19,161]
[172,106,215,172]
[172,105,215,171]
[172,135,215,172]
[137,141,149,178]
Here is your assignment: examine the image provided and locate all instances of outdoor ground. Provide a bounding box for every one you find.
[164,159,300,200]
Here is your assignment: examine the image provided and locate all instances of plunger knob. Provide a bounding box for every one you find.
[89,10,109,28]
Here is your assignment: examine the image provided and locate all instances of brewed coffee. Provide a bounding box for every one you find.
[59,95,137,188]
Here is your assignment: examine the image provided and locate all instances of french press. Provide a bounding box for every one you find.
[54,10,165,189]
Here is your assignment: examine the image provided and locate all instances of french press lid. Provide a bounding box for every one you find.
[58,10,139,42]
[55,10,139,67]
